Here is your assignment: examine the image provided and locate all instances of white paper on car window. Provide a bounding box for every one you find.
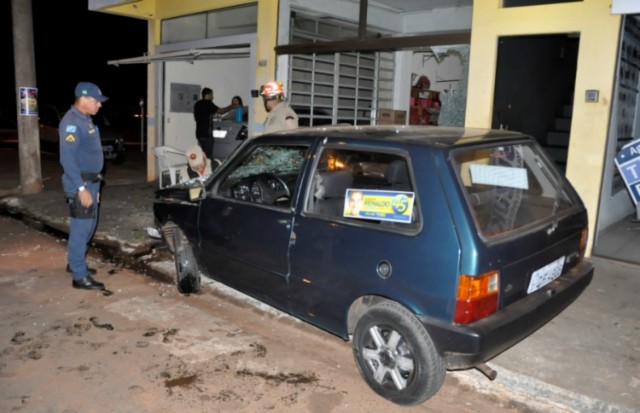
[469,164,529,189]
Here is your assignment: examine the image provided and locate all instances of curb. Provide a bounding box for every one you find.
[453,365,638,413]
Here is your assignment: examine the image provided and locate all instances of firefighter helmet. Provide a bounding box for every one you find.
[259,81,285,100]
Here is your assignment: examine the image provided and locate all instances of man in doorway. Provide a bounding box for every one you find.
[193,87,237,159]
[259,81,299,134]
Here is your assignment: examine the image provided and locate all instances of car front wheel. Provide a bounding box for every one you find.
[352,301,445,405]
[172,228,201,294]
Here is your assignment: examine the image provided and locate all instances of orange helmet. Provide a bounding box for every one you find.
[259,81,285,100]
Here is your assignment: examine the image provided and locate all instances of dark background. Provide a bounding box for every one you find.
[1,0,147,129]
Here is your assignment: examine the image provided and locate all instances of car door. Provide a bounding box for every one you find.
[288,144,446,335]
[196,138,313,309]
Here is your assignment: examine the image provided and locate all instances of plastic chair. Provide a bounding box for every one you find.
[152,146,188,188]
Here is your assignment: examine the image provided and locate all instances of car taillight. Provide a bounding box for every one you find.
[454,271,499,324]
[578,226,588,263]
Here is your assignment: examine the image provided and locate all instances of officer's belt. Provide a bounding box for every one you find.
[81,172,103,183]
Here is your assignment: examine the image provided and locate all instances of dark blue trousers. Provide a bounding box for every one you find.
[67,181,100,279]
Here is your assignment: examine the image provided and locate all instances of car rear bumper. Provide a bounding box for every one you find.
[419,260,594,369]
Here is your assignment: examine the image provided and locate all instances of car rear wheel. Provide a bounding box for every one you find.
[172,228,201,294]
[352,301,445,405]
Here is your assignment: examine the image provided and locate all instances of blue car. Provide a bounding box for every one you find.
[152,125,594,405]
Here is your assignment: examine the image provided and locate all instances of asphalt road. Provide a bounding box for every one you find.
[0,215,533,413]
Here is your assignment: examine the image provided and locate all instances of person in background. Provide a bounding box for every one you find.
[259,81,298,134]
[59,81,108,291]
[193,87,237,159]
[180,144,212,182]
[232,95,246,123]
[232,95,243,108]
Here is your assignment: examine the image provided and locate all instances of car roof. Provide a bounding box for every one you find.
[271,125,530,147]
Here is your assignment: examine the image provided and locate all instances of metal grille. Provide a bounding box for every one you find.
[288,14,394,126]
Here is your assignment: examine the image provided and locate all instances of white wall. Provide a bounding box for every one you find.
[163,58,251,151]
[410,51,464,94]
[393,51,412,114]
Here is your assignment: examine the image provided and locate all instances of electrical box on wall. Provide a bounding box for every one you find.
[170,83,201,113]
[585,90,599,103]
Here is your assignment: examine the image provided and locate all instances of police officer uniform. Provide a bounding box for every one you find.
[59,82,107,290]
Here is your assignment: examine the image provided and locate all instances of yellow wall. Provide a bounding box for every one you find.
[100,0,250,19]
[101,0,278,79]
[98,0,280,154]
[466,0,622,254]
[151,0,279,95]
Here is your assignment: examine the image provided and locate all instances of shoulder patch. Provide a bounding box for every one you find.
[65,134,76,143]
[65,125,77,133]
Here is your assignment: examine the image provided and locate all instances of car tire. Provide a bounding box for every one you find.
[172,228,201,294]
[352,300,445,405]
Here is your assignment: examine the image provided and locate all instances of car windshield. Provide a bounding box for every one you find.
[227,145,307,180]
[452,142,577,238]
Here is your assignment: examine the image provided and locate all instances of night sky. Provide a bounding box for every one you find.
[1,0,147,127]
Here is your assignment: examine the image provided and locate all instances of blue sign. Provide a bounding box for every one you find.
[615,139,640,205]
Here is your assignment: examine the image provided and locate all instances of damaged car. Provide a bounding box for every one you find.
[151,125,594,405]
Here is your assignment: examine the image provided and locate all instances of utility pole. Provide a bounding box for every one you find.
[11,0,42,194]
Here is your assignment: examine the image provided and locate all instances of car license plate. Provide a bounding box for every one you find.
[527,256,565,294]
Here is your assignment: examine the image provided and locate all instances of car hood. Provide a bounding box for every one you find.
[155,178,209,201]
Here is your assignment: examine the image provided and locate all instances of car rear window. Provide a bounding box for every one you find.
[452,142,578,238]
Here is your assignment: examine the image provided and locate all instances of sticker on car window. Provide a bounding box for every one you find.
[344,189,415,223]
[469,164,529,190]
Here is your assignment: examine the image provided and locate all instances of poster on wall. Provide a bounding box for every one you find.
[615,139,640,207]
[19,87,38,116]
[170,83,200,113]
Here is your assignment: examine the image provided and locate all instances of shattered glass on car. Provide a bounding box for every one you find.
[227,145,307,180]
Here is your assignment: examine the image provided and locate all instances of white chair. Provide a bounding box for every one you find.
[152,146,188,188]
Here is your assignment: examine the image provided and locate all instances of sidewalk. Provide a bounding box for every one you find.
[1,147,639,413]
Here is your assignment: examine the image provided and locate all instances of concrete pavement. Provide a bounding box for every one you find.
[1,146,639,413]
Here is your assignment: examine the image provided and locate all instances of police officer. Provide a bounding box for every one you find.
[260,81,299,134]
[59,82,108,290]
